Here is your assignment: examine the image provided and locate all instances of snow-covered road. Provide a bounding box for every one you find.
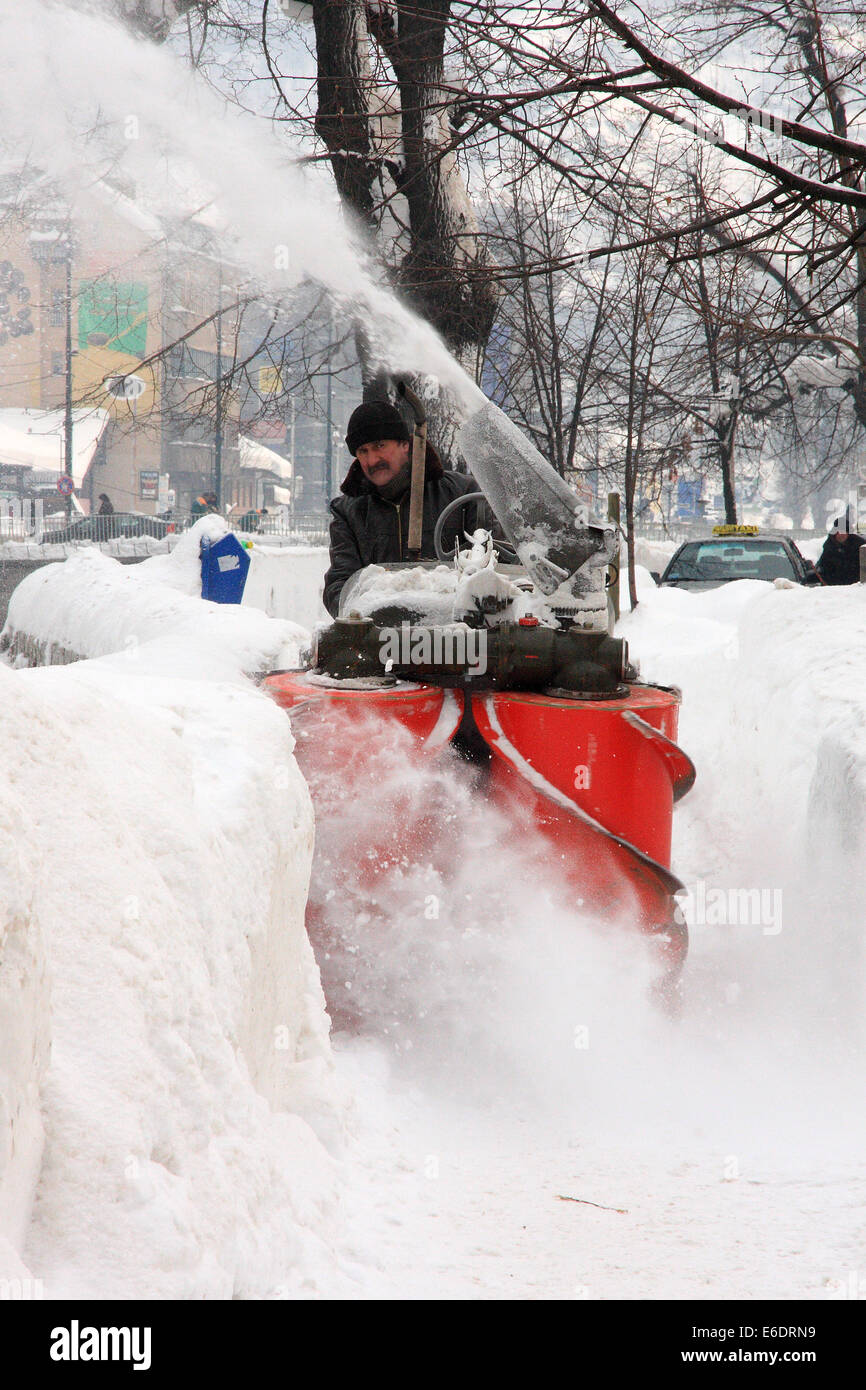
[312,574,866,1300]
[328,1054,866,1300]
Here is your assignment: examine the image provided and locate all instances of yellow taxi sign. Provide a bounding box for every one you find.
[712,524,759,536]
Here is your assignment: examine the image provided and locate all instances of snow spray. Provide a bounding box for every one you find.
[0,0,482,413]
[302,708,667,1117]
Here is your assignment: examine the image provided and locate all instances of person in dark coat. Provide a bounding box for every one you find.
[816,514,866,586]
[323,399,483,618]
[192,492,221,519]
[97,493,114,515]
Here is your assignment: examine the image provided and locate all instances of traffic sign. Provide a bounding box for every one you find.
[57,474,75,495]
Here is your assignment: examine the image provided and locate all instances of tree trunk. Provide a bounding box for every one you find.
[374,3,499,361]
[311,1,379,225]
[309,2,499,462]
[625,488,638,612]
[719,418,738,524]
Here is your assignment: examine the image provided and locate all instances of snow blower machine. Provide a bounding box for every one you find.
[264,388,695,1015]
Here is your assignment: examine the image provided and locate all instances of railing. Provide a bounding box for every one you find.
[229,514,330,545]
[0,513,171,544]
[630,520,691,544]
[0,507,331,547]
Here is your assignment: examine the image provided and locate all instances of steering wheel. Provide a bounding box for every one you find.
[433,492,519,563]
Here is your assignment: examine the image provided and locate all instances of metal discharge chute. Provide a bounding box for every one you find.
[457,400,616,617]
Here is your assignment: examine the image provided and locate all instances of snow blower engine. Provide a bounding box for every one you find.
[310,384,625,696]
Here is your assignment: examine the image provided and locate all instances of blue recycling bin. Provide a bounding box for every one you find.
[200,532,251,604]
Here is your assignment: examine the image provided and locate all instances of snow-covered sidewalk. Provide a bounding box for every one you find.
[324,1043,866,1299]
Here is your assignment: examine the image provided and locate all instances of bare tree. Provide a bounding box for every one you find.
[294,0,501,448]
[82,1,866,523]
[479,161,619,480]
[582,0,866,432]
[103,0,205,41]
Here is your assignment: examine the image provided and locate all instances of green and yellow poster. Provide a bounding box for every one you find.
[78,279,148,356]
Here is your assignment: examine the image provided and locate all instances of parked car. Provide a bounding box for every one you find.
[654,527,821,589]
[49,512,171,543]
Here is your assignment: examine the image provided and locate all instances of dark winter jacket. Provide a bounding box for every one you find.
[816,532,866,585]
[323,446,482,617]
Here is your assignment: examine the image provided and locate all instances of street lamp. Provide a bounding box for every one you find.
[214,273,223,509]
[29,220,75,518]
[213,272,252,512]
[62,226,74,519]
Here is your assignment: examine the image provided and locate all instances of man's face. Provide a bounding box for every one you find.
[356,438,410,487]
[834,531,848,543]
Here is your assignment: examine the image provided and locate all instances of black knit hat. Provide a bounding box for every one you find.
[345,400,411,455]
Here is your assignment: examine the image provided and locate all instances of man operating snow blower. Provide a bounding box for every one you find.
[271,392,695,1018]
[323,394,483,617]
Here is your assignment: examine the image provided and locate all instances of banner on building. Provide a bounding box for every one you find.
[79,280,149,356]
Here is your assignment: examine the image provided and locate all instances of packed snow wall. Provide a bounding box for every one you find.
[0,541,345,1297]
[242,546,329,632]
[0,545,310,675]
[0,537,329,634]
[622,576,866,1044]
[0,757,49,1281]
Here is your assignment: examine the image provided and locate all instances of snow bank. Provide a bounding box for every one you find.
[723,583,866,870]
[0,517,351,1296]
[621,576,866,816]
[0,536,172,563]
[620,578,866,1047]
[0,647,346,1297]
[1,520,328,670]
[0,772,49,1274]
[132,515,228,595]
[241,546,329,632]
[632,536,677,574]
[1,544,309,677]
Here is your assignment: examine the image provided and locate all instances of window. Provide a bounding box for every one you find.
[167,342,233,380]
[666,541,796,583]
[50,289,64,327]
[51,350,65,375]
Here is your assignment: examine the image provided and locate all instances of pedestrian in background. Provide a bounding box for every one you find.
[816,512,866,585]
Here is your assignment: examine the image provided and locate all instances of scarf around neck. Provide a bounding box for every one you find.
[374,461,412,503]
